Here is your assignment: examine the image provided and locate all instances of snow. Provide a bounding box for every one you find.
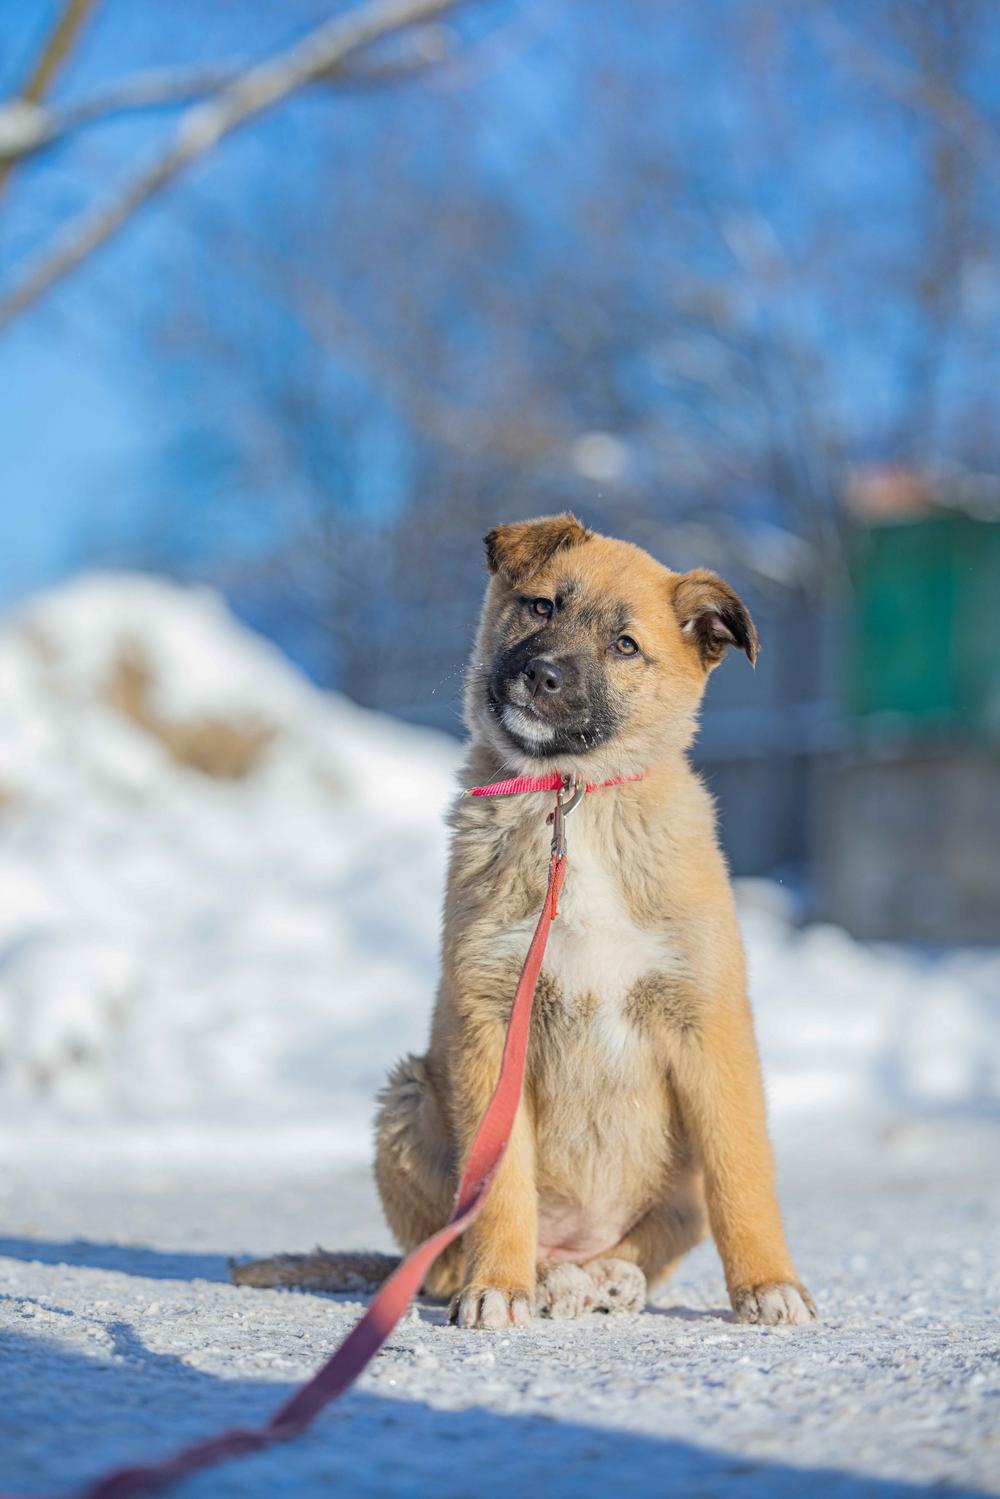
[2,1159,998,1496]
[1,575,998,1497]
[0,574,458,1147]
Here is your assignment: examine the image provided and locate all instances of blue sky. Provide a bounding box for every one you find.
[0,1,346,603]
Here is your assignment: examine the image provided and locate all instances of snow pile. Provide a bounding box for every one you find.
[740,883,1000,1124]
[0,574,997,1157]
[0,574,458,1149]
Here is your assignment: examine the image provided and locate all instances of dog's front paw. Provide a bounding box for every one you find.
[535,1262,596,1319]
[732,1281,817,1326]
[586,1257,647,1314]
[449,1284,533,1330]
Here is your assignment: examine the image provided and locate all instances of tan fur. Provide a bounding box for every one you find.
[234,516,815,1329]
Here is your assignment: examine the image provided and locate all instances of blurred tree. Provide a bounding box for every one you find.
[807,0,1000,465]
[119,0,1000,711]
[0,0,472,328]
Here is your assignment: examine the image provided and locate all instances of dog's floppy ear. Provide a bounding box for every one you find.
[484,512,592,585]
[672,569,759,667]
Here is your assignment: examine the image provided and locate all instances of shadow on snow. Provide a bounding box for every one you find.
[0,1235,234,1283]
[0,1320,989,1499]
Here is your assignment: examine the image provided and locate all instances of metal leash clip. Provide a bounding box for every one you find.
[548,773,584,858]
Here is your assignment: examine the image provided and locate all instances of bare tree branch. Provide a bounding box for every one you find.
[18,0,96,104]
[0,25,453,168]
[0,0,97,196]
[0,0,467,334]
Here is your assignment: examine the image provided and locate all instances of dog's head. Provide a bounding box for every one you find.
[466,512,758,776]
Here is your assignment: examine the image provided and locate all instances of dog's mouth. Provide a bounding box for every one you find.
[498,700,559,750]
[486,683,614,758]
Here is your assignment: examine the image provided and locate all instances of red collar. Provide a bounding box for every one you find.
[467,769,646,798]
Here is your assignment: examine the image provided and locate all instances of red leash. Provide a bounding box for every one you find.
[10,771,641,1499]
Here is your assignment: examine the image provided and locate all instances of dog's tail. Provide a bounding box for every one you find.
[230,1248,400,1293]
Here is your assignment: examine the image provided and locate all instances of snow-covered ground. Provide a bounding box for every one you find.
[3,1154,998,1498]
[1,576,998,1497]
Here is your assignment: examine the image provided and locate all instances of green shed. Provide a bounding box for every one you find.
[851,513,1000,741]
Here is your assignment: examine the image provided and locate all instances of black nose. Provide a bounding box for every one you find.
[523,656,564,697]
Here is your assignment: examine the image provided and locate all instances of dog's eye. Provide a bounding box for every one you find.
[613,634,640,657]
[530,598,554,619]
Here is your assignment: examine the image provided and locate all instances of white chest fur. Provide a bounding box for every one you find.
[498,817,680,1064]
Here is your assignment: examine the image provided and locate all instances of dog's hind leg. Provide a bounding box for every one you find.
[373,1051,462,1297]
[232,1053,461,1297]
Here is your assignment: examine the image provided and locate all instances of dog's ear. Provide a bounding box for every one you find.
[672,569,759,668]
[484,512,592,585]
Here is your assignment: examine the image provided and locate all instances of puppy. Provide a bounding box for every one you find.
[234,514,816,1329]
